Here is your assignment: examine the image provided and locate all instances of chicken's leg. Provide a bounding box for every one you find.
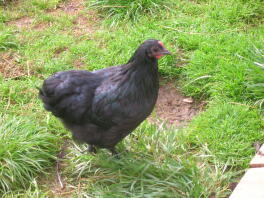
[108,147,120,158]
[88,145,97,154]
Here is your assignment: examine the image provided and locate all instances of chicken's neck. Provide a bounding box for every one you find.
[121,57,159,101]
[132,58,159,84]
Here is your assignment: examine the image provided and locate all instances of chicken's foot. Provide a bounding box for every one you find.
[109,147,121,159]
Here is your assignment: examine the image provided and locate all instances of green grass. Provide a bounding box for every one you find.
[0,0,264,197]
[60,122,234,197]
[0,26,18,50]
[88,0,173,25]
[0,115,60,194]
[187,102,263,167]
[245,45,264,106]
[1,180,48,198]
[64,124,203,197]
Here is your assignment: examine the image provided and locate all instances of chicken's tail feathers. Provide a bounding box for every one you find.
[37,86,57,114]
[36,86,46,97]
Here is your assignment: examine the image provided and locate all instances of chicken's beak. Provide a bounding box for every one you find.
[161,48,171,55]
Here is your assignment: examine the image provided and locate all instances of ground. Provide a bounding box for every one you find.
[0,52,27,78]
[151,81,204,126]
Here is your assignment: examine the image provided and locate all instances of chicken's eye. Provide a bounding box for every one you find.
[153,48,159,53]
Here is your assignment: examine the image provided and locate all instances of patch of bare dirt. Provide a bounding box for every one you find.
[7,16,33,29]
[53,0,85,15]
[33,22,52,31]
[7,0,98,34]
[7,16,52,32]
[150,81,204,126]
[7,15,51,32]
[73,58,85,68]
[0,52,28,79]
[53,46,69,58]
[47,0,98,36]
[72,15,95,36]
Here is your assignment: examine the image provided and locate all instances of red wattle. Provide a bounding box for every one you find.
[155,55,163,59]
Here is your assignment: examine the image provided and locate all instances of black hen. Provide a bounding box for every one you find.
[39,39,171,155]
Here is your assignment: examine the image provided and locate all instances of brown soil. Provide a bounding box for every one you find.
[7,0,98,34]
[47,0,98,36]
[7,16,33,29]
[0,52,28,79]
[7,15,52,31]
[54,0,85,15]
[53,46,69,57]
[33,22,52,31]
[72,15,95,36]
[73,58,85,68]
[150,81,204,126]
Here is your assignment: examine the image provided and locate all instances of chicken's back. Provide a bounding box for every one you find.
[39,70,102,124]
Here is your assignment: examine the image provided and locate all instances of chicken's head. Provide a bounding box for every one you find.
[144,39,171,59]
[129,39,171,63]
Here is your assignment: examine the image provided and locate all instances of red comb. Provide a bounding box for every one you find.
[158,41,164,47]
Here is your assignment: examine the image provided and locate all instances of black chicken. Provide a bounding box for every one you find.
[39,39,171,156]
